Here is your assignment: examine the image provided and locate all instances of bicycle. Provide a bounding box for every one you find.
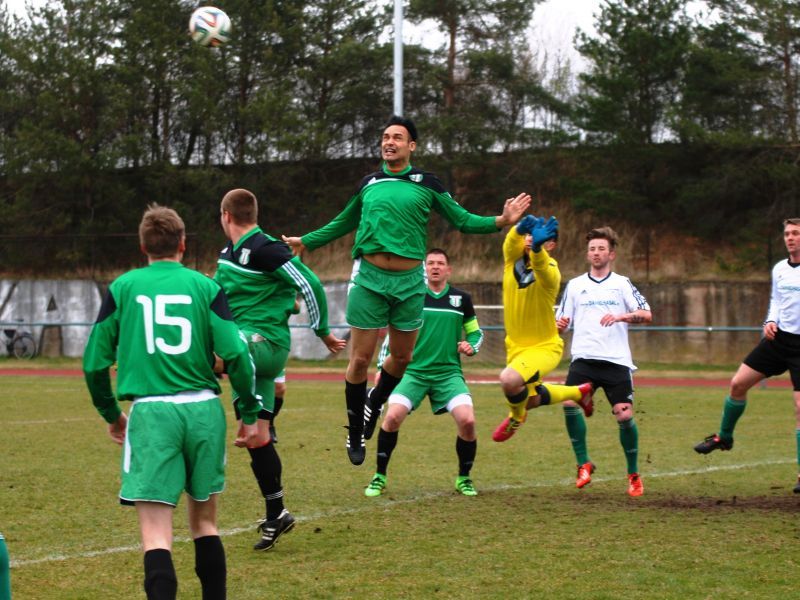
[1,321,37,359]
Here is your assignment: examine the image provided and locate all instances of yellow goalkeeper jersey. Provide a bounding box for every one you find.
[502,228,562,352]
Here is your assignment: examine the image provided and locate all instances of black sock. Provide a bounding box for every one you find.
[504,388,529,405]
[194,536,226,600]
[144,549,177,600]
[345,380,367,430]
[273,396,284,420]
[376,428,399,475]
[248,442,284,520]
[372,370,402,407]
[534,384,551,406]
[456,436,477,477]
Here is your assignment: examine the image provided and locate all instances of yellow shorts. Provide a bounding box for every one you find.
[506,337,564,385]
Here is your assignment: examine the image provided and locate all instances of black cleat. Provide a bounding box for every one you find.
[345,425,365,465]
[793,476,800,494]
[694,433,733,454]
[254,509,295,551]
[363,388,383,441]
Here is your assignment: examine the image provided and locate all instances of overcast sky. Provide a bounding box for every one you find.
[3,0,602,61]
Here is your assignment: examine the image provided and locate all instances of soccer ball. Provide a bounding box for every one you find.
[189,6,231,47]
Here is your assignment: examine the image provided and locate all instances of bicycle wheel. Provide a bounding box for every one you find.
[12,333,36,359]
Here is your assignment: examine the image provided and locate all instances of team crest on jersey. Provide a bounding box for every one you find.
[449,294,462,308]
[239,248,251,265]
[410,173,423,182]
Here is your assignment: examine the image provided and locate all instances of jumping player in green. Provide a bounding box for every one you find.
[84,204,261,600]
[364,248,483,497]
[283,115,531,466]
[215,188,346,551]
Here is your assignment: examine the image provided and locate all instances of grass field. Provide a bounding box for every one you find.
[2,370,800,599]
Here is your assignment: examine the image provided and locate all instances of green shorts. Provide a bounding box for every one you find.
[388,372,472,415]
[120,393,226,506]
[346,258,425,331]
[234,333,289,418]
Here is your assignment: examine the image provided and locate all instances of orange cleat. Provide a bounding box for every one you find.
[576,462,595,489]
[492,412,526,442]
[577,382,594,417]
[627,473,644,497]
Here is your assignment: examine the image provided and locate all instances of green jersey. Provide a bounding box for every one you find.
[301,162,500,261]
[406,284,484,379]
[214,227,331,349]
[83,261,261,424]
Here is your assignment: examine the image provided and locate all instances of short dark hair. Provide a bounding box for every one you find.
[384,115,418,142]
[221,188,258,225]
[783,218,800,227]
[139,204,185,258]
[426,247,449,263]
[586,226,618,249]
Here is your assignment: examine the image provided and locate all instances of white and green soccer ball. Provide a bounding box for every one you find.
[189,6,232,47]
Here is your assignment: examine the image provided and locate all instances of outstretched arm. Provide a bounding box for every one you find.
[495,193,532,228]
[281,236,306,256]
[291,193,363,252]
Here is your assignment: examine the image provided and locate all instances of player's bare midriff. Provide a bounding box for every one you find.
[363,252,421,271]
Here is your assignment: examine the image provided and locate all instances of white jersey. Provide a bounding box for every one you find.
[765,259,800,334]
[556,272,650,370]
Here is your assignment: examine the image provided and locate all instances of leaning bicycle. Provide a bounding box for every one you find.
[1,322,37,359]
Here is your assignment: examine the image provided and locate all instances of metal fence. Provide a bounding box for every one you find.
[0,320,763,366]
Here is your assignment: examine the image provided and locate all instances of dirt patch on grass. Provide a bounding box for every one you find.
[637,494,800,513]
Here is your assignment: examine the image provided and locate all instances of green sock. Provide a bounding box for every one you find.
[795,429,800,469]
[563,406,589,464]
[619,418,639,474]
[0,534,10,600]
[719,396,746,441]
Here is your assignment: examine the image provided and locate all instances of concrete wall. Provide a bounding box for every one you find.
[0,279,772,365]
[288,282,349,360]
[464,280,770,366]
[0,279,348,360]
[0,280,103,358]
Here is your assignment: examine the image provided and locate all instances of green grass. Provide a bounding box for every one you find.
[3,375,800,599]
[633,360,739,373]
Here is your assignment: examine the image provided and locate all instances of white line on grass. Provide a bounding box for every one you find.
[10,457,794,567]
[5,417,94,425]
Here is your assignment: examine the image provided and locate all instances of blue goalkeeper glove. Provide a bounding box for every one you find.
[516,215,543,235]
[531,216,559,252]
